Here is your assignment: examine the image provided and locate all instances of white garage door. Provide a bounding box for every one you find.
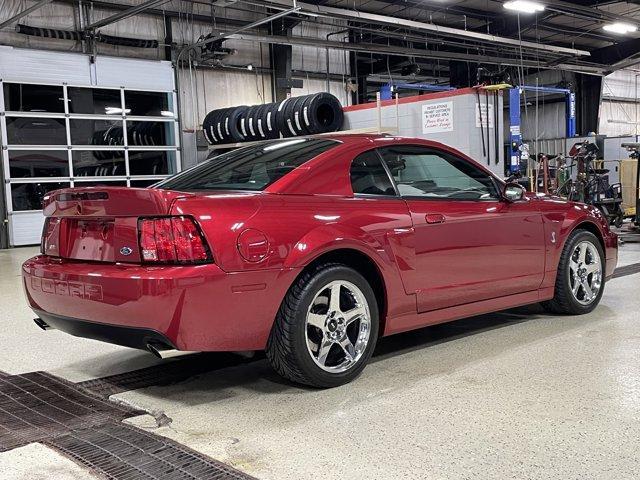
[0,46,181,246]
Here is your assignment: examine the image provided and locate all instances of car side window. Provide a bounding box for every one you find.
[378,145,498,200]
[350,150,396,196]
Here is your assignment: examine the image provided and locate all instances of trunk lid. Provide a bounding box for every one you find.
[42,187,192,263]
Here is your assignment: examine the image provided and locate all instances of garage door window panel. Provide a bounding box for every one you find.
[5,117,67,145]
[3,83,64,113]
[10,182,70,211]
[69,119,125,146]
[71,151,126,177]
[128,151,176,176]
[8,150,70,178]
[74,180,128,188]
[126,121,175,146]
[125,91,174,117]
[67,87,123,115]
[378,146,498,200]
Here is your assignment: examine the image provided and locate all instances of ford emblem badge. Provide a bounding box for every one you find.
[120,246,133,256]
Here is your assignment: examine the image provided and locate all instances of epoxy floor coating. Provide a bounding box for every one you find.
[1,243,639,479]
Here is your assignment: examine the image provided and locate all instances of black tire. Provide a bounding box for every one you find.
[282,96,301,137]
[212,107,232,144]
[202,109,221,144]
[298,94,316,134]
[254,104,270,140]
[293,95,312,135]
[244,105,260,141]
[227,106,247,142]
[541,230,606,315]
[289,95,310,136]
[306,92,343,134]
[275,98,292,138]
[266,263,379,388]
[263,103,279,139]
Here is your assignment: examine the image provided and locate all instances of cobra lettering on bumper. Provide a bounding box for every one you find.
[30,277,103,301]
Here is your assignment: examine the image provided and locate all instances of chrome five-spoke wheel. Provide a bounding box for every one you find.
[305,280,371,373]
[569,240,602,306]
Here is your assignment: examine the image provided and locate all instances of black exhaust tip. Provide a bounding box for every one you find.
[146,342,164,358]
[33,318,51,331]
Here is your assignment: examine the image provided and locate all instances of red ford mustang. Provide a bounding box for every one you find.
[22,135,618,387]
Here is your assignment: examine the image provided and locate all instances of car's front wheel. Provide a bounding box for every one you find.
[542,229,605,315]
[266,263,379,388]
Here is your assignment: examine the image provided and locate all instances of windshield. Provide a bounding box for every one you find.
[156,138,340,191]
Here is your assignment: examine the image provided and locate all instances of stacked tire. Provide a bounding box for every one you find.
[90,122,164,160]
[202,92,343,145]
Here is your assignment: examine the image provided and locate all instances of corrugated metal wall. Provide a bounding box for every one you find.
[600,70,639,137]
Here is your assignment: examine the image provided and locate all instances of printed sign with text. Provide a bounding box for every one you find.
[422,101,454,134]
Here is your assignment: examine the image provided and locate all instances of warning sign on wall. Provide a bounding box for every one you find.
[422,101,454,134]
[475,103,494,128]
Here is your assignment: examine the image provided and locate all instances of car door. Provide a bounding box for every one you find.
[377,144,545,313]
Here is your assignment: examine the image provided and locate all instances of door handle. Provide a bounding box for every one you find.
[425,213,446,224]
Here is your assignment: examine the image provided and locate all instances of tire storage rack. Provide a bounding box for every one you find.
[202,92,344,146]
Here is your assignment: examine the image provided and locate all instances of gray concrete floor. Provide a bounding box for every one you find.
[1,242,639,479]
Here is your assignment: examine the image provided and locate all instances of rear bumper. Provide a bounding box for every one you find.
[34,310,175,351]
[22,255,300,351]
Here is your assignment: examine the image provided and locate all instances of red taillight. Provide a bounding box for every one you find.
[41,217,60,255]
[138,216,211,264]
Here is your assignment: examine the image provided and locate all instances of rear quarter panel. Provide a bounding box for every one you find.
[171,193,417,327]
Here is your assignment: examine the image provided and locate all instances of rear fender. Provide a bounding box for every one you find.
[282,223,417,332]
[283,223,390,271]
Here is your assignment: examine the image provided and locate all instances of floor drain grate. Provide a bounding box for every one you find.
[0,371,255,479]
[77,352,254,398]
[47,422,256,480]
[613,262,640,279]
[0,371,142,452]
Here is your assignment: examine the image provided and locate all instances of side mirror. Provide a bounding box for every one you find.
[502,182,526,202]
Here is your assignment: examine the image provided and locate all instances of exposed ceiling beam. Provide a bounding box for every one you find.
[226,31,605,75]
[0,0,53,30]
[85,0,173,30]
[261,0,591,56]
[546,0,640,27]
[590,36,640,65]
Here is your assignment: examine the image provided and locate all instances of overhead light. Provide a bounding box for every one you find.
[603,22,638,34]
[503,1,545,13]
[105,107,131,115]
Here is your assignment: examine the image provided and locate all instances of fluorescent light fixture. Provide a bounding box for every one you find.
[105,107,131,115]
[603,22,638,34]
[160,110,174,117]
[503,1,545,13]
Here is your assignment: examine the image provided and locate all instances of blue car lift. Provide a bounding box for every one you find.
[380,82,454,100]
[508,85,576,173]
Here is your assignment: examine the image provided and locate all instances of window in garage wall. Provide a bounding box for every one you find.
[0,81,181,239]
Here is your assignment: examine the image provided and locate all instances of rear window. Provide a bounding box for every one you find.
[155,138,340,191]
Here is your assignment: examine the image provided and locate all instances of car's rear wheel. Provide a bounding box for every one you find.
[266,263,379,388]
[542,230,605,315]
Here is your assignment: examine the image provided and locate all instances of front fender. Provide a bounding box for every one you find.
[541,201,617,288]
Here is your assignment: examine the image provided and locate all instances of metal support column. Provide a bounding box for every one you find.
[508,87,522,174]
